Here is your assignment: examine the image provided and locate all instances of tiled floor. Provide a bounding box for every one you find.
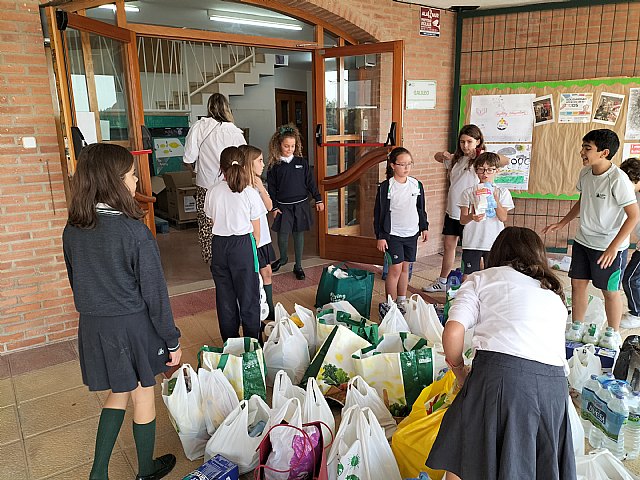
[5,240,640,478]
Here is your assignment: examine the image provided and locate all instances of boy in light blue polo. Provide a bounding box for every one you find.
[544,129,639,342]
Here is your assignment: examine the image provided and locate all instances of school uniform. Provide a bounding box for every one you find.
[427,266,575,480]
[623,193,640,316]
[570,164,636,291]
[267,156,322,233]
[205,181,266,341]
[373,176,429,264]
[62,205,180,393]
[443,156,478,236]
[458,183,514,274]
[253,184,276,269]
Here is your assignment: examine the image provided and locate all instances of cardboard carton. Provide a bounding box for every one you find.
[163,171,197,223]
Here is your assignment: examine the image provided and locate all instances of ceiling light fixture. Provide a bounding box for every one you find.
[209,14,302,31]
[98,4,140,12]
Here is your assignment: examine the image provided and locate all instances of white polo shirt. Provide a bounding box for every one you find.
[253,185,272,248]
[444,156,479,220]
[389,177,420,237]
[448,266,568,373]
[183,118,246,190]
[205,181,266,237]
[458,184,514,251]
[574,164,637,251]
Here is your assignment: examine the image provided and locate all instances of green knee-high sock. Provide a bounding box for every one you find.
[264,283,274,319]
[293,231,304,268]
[277,232,289,264]
[90,408,126,479]
[133,419,157,476]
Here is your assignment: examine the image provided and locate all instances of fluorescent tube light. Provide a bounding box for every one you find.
[209,14,302,31]
[99,4,139,12]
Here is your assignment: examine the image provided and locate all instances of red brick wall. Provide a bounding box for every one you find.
[459,2,640,252]
[0,0,75,353]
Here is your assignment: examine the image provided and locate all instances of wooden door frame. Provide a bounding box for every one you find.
[275,88,309,157]
[313,40,404,264]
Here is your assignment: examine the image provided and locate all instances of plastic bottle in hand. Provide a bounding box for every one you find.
[484,183,497,218]
[582,323,599,345]
[625,391,640,459]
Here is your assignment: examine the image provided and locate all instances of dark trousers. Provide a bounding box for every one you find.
[210,234,260,341]
[623,250,640,316]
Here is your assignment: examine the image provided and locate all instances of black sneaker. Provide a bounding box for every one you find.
[271,259,287,272]
[379,302,391,320]
[135,454,176,480]
[293,265,305,280]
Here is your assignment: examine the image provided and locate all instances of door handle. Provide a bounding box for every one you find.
[315,124,323,147]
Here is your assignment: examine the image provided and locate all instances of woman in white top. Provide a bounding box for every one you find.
[184,93,246,263]
[426,226,576,480]
[424,125,508,293]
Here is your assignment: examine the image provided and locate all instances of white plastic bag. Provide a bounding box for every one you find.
[568,344,602,393]
[404,294,443,346]
[576,449,639,480]
[272,369,306,410]
[263,317,311,386]
[328,406,401,480]
[343,375,396,439]
[198,362,239,436]
[567,396,585,456]
[162,364,209,460]
[303,377,336,444]
[204,394,271,473]
[379,295,410,336]
[295,303,317,357]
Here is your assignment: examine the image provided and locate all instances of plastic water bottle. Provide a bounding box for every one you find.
[566,322,583,342]
[599,327,617,350]
[586,375,606,448]
[583,374,599,443]
[443,270,462,321]
[582,323,599,344]
[606,392,629,459]
[625,392,640,459]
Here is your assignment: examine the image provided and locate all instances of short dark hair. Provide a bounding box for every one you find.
[620,157,640,184]
[473,152,500,169]
[582,129,620,159]
[486,226,564,301]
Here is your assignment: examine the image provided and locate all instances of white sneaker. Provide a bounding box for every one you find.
[423,281,446,293]
[621,312,640,329]
[613,330,623,349]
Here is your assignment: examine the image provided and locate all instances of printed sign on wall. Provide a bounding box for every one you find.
[420,7,440,37]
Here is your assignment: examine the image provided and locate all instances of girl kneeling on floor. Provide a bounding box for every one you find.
[63,143,181,480]
[205,146,266,341]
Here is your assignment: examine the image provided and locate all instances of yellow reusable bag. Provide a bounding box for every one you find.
[391,370,458,480]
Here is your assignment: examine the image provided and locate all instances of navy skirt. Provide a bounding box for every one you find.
[426,350,576,480]
[272,200,313,233]
[78,310,169,393]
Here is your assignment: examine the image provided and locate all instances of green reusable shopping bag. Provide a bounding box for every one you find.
[314,264,375,318]
[197,337,267,401]
[317,310,379,345]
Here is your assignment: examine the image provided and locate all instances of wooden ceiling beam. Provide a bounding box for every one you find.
[58,0,114,12]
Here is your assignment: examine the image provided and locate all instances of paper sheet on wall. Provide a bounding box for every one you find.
[533,95,554,126]
[76,111,98,144]
[623,143,640,160]
[625,88,640,140]
[153,137,185,159]
[485,143,531,191]
[558,93,593,123]
[593,92,625,126]
[470,94,535,143]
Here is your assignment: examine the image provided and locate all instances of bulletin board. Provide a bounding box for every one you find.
[460,78,640,199]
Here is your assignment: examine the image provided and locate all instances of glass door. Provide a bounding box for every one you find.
[47,10,154,232]
[314,41,404,264]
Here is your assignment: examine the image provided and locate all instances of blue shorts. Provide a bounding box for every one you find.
[462,249,489,275]
[387,234,418,264]
[569,242,624,291]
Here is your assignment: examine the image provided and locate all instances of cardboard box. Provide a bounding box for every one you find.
[163,171,197,222]
[182,454,239,480]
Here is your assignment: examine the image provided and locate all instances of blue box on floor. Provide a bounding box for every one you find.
[182,454,239,480]
[155,216,169,234]
[566,340,618,371]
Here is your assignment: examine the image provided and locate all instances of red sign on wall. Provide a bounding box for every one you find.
[420,7,441,37]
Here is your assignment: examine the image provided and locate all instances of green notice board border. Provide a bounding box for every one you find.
[460,77,640,200]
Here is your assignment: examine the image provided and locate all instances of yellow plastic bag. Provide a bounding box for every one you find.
[391,370,458,480]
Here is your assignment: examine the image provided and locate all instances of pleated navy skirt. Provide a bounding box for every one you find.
[426,350,576,480]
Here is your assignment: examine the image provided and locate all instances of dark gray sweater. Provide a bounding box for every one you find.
[62,208,180,350]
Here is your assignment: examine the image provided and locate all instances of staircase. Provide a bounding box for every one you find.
[137,37,276,112]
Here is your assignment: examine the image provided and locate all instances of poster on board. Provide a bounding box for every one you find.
[533,95,554,126]
[625,88,640,140]
[593,92,625,125]
[623,143,640,160]
[470,94,535,143]
[485,143,532,191]
[558,93,593,123]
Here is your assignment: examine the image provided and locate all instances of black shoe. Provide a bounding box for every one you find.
[293,265,305,280]
[135,454,176,480]
[271,259,287,272]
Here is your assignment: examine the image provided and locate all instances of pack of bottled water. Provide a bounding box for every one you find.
[581,373,640,460]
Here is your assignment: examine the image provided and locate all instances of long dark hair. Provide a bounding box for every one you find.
[207,93,234,123]
[385,147,413,180]
[486,226,564,301]
[220,146,251,193]
[453,124,485,168]
[67,143,144,229]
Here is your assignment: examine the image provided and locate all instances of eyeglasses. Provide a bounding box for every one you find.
[394,163,413,168]
[475,167,497,174]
